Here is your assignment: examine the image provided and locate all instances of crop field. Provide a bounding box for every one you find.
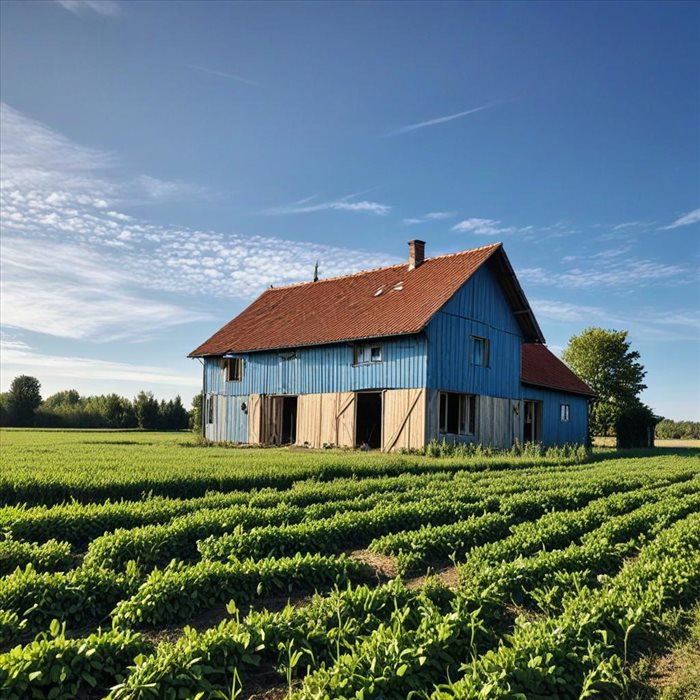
[0,430,699,699]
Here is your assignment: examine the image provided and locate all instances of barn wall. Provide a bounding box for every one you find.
[425,265,523,398]
[203,394,248,443]
[425,390,522,449]
[521,386,589,445]
[204,334,427,397]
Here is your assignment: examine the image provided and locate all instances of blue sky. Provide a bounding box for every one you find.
[0,0,698,420]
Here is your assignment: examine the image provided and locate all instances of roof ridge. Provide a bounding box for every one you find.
[263,241,502,292]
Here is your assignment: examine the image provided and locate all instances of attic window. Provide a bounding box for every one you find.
[373,286,385,297]
[354,343,382,365]
[392,282,404,291]
[224,357,243,382]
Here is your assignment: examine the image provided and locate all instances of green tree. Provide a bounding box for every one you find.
[190,393,203,433]
[562,328,647,436]
[133,391,159,430]
[0,392,9,427]
[170,395,189,430]
[43,389,81,410]
[6,375,43,427]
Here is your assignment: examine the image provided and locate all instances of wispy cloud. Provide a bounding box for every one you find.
[0,103,399,345]
[388,101,500,136]
[611,220,654,231]
[1,236,211,342]
[451,218,516,236]
[134,175,207,201]
[55,0,120,17]
[0,102,204,206]
[187,64,258,86]
[520,257,690,290]
[1,339,200,387]
[425,211,455,220]
[263,194,391,216]
[661,208,700,230]
[402,211,456,225]
[451,216,575,241]
[531,299,700,342]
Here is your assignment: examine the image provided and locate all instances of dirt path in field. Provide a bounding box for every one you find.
[403,565,460,589]
[347,548,460,589]
[348,548,399,579]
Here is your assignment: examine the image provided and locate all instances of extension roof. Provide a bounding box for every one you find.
[189,242,545,357]
[521,343,595,397]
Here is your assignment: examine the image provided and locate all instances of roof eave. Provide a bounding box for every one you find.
[189,329,425,358]
[521,379,596,398]
[488,247,546,343]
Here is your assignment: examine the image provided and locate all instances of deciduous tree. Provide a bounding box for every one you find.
[6,375,42,427]
[562,328,647,436]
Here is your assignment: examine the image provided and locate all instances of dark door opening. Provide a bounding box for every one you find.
[356,392,383,449]
[523,400,542,443]
[281,396,297,445]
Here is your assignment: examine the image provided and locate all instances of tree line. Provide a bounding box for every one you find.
[0,375,199,431]
[655,419,700,440]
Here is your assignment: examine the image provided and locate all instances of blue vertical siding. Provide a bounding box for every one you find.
[522,386,589,445]
[203,334,427,396]
[225,395,249,442]
[425,265,524,398]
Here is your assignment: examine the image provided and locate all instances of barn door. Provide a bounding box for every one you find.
[335,392,355,447]
[260,396,284,445]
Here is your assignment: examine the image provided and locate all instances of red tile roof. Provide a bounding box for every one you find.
[522,343,595,397]
[190,242,522,356]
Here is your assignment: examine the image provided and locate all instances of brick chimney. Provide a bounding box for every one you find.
[408,240,425,270]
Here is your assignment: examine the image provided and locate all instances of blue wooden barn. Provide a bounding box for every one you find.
[189,241,594,450]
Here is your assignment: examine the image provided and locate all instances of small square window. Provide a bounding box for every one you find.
[472,336,489,367]
[225,358,243,382]
[354,343,383,365]
[560,404,570,422]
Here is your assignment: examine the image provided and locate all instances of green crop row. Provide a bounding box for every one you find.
[368,482,649,571]
[456,487,664,570]
[108,579,454,699]
[0,624,151,700]
[1,427,600,507]
[0,471,458,546]
[112,552,369,629]
[0,537,74,576]
[431,512,700,698]
[83,502,305,570]
[291,511,700,699]
[0,562,142,644]
[198,499,490,562]
[459,492,700,606]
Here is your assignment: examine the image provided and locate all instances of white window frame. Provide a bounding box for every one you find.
[353,343,383,365]
[560,404,570,422]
